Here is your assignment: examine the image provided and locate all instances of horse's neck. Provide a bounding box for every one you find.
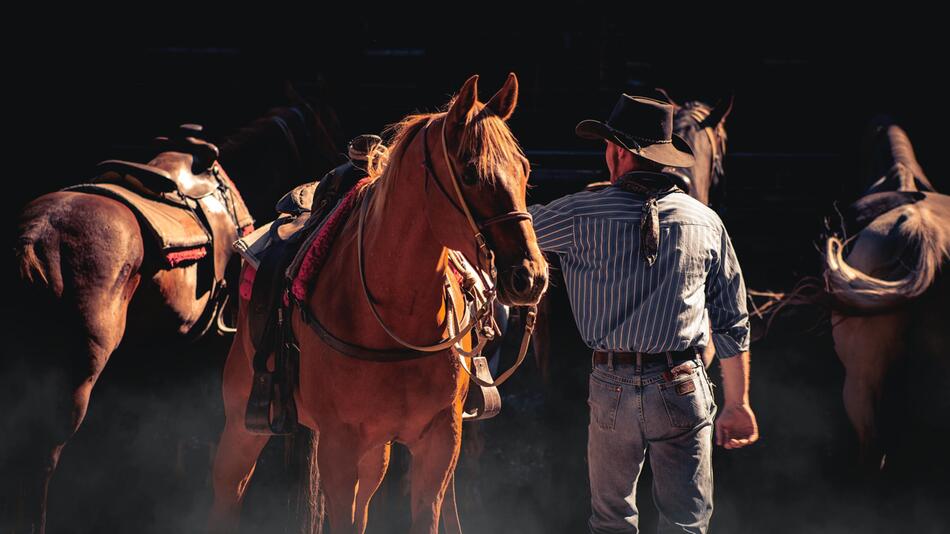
[867,126,934,195]
[362,164,449,319]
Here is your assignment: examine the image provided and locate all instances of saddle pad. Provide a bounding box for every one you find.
[233,213,314,270]
[65,183,210,251]
[233,221,277,270]
[290,177,374,301]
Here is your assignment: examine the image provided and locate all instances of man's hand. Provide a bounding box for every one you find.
[715,403,758,449]
[716,351,758,449]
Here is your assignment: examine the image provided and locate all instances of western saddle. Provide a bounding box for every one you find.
[65,124,254,339]
[238,135,506,435]
[96,124,227,201]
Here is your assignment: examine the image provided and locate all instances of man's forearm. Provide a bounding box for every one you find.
[719,351,751,406]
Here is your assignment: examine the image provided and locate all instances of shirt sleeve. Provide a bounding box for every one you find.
[528,202,575,253]
[705,225,751,358]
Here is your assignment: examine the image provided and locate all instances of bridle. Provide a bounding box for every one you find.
[420,118,534,278]
[353,116,537,387]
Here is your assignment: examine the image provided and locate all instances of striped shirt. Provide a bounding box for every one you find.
[529,185,750,358]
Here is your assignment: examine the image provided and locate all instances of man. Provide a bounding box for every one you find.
[529,94,759,533]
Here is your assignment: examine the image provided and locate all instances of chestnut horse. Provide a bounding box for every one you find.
[3,99,340,533]
[210,73,548,534]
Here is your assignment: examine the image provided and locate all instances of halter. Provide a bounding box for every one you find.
[351,116,537,387]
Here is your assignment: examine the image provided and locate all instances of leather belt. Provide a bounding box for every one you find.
[592,348,698,367]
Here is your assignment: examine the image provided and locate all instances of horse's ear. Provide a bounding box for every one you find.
[654,87,679,107]
[485,72,519,121]
[700,93,735,128]
[447,75,479,127]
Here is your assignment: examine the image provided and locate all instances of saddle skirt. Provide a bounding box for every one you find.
[65,128,254,287]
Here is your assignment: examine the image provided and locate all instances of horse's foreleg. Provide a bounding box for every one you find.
[209,326,270,532]
[355,442,392,532]
[406,408,462,534]
[842,373,885,471]
[208,420,269,532]
[833,312,904,472]
[317,427,362,534]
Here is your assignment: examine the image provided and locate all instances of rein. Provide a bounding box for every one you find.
[344,118,537,388]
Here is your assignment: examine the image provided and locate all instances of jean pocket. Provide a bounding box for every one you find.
[588,374,622,431]
[658,371,710,429]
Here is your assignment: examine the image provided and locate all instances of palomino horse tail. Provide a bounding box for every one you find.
[824,204,950,312]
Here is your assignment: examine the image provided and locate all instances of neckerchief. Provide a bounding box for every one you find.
[614,171,684,266]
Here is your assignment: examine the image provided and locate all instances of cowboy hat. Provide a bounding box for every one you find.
[576,94,695,168]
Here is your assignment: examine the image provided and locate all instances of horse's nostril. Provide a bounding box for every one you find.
[510,267,533,295]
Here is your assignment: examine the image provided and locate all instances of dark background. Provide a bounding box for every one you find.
[3,12,948,534]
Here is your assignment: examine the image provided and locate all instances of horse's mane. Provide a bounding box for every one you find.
[376,101,525,191]
[675,101,728,176]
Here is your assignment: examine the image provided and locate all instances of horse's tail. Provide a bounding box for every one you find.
[823,207,950,312]
[15,238,49,287]
[292,428,324,534]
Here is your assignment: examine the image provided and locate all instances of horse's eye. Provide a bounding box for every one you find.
[462,162,479,186]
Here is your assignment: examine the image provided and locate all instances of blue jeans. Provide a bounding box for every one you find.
[587,356,716,533]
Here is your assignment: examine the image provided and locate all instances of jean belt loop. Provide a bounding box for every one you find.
[607,351,614,371]
[665,351,674,370]
[635,352,642,375]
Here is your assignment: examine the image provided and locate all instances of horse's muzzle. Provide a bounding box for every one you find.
[497,262,548,306]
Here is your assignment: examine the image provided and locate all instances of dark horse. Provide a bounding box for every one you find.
[531,94,733,381]
[2,92,340,533]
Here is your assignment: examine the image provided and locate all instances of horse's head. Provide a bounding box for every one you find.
[424,74,548,306]
[668,95,733,206]
[218,83,343,221]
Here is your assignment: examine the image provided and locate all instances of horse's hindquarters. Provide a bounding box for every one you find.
[8,192,147,533]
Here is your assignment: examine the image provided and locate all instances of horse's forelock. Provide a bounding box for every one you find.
[460,110,525,186]
[380,101,524,188]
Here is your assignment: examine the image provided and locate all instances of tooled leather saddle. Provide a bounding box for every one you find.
[65,124,254,338]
